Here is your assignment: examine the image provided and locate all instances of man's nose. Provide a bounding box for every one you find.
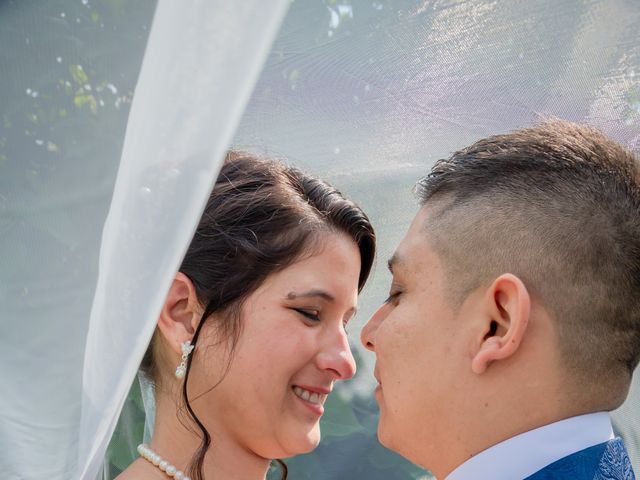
[316,328,357,380]
[360,303,388,352]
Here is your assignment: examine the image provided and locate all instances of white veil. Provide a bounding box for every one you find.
[0,1,289,479]
[1,1,639,479]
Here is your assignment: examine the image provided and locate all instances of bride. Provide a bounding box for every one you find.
[117,151,376,480]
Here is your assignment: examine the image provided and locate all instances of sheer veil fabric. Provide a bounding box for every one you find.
[109,1,640,477]
[76,2,290,479]
[0,1,289,479]
[1,1,640,479]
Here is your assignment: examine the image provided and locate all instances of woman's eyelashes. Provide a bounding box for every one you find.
[293,308,321,322]
[292,306,353,334]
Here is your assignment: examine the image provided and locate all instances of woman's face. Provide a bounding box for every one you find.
[190,232,361,459]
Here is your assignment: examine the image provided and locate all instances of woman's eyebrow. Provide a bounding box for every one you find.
[286,290,335,302]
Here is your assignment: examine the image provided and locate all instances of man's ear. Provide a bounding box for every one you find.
[157,272,201,355]
[471,273,531,374]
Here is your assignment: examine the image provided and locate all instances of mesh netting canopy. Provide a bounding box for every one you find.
[1,1,639,479]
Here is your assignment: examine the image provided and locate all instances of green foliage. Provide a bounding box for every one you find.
[105,379,146,473]
[318,389,363,439]
[0,0,156,315]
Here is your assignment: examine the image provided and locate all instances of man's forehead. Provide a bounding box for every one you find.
[408,206,436,242]
[390,220,430,271]
[389,205,444,274]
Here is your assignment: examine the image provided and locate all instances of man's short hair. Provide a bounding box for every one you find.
[416,119,640,408]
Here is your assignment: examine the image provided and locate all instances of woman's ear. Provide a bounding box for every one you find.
[471,273,531,374]
[157,272,201,355]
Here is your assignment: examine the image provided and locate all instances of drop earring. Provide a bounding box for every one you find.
[175,341,194,379]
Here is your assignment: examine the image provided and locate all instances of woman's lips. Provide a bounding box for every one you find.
[292,384,330,416]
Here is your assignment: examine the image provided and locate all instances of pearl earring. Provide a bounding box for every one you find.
[175,341,194,379]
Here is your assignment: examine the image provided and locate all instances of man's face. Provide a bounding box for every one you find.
[361,205,473,468]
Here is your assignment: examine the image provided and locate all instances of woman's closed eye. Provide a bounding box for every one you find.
[293,308,321,322]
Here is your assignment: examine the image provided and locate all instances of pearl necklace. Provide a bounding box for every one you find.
[137,444,191,480]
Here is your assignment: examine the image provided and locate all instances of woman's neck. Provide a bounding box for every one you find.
[150,393,271,480]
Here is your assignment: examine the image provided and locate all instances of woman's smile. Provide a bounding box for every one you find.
[292,385,331,416]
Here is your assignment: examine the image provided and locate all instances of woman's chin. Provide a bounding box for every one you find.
[274,428,321,458]
[298,431,321,454]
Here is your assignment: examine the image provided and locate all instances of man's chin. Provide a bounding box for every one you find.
[377,420,393,450]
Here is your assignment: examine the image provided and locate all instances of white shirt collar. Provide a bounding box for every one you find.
[445,412,614,480]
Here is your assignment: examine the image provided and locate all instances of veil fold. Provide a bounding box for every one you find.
[76,2,290,478]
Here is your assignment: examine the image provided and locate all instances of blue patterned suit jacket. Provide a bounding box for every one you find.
[525,438,635,480]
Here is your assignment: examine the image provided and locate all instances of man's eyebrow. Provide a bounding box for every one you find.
[387,253,402,274]
[286,290,335,302]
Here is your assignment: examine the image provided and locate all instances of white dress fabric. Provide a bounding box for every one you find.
[1,1,639,479]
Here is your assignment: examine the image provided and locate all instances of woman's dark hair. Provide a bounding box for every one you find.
[141,151,376,480]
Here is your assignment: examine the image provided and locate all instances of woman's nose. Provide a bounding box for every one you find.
[316,329,357,380]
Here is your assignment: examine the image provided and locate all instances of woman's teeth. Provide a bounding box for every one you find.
[293,386,327,405]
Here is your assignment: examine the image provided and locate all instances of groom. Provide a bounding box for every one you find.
[361,119,639,479]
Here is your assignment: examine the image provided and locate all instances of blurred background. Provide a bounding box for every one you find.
[1,1,639,478]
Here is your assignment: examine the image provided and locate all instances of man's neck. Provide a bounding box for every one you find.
[444,412,614,480]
